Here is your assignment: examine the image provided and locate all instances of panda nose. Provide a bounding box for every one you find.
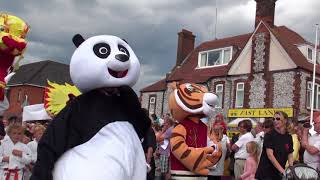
[115,54,129,62]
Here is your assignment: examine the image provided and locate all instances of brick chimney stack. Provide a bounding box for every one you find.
[255,0,277,27]
[176,29,195,67]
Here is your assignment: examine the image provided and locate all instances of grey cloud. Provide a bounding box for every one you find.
[1,0,319,94]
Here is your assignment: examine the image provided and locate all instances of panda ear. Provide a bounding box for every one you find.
[72,34,85,48]
[122,39,128,44]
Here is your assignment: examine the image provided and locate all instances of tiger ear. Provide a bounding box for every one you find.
[168,81,178,90]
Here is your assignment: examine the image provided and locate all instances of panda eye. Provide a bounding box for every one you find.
[118,45,130,57]
[93,43,111,59]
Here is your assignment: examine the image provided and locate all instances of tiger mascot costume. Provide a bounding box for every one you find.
[169,83,222,180]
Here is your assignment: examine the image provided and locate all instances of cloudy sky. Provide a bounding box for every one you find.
[1,0,319,93]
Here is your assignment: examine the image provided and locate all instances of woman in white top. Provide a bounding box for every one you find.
[231,119,254,179]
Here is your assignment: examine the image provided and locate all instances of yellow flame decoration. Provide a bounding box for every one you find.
[45,80,81,116]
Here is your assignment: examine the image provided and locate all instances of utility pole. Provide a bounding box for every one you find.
[310,23,319,135]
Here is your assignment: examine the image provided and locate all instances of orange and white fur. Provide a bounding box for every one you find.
[169,83,222,179]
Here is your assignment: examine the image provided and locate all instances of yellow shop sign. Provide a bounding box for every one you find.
[228,108,293,118]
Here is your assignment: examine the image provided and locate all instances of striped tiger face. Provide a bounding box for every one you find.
[169,83,218,121]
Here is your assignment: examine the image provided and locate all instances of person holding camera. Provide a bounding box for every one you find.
[301,112,320,171]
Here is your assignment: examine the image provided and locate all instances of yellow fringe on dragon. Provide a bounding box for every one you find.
[44,80,81,116]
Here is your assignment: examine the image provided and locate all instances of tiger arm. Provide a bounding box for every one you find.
[170,124,214,175]
[206,134,223,168]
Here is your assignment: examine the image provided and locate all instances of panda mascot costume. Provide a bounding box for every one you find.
[30,34,150,180]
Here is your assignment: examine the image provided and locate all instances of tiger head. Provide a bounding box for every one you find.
[168,83,218,122]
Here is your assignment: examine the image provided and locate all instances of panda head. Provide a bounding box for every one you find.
[70,34,140,93]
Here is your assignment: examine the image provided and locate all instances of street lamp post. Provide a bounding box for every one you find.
[310,24,319,134]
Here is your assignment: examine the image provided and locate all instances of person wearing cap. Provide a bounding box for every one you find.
[301,112,320,171]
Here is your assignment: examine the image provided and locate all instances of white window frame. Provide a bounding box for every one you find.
[197,47,233,69]
[215,84,224,108]
[307,82,312,109]
[307,47,313,61]
[148,95,156,114]
[235,82,244,108]
[149,97,156,104]
[306,81,320,110]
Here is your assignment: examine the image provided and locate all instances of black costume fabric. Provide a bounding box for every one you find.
[142,127,156,180]
[30,86,150,180]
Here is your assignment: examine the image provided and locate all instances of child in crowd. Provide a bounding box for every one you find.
[22,129,33,144]
[154,148,161,180]
[0,124,32,180]
[240,141,259,180]
[208,125,226,180]
[24,124,46,180]
[27,124,45,163]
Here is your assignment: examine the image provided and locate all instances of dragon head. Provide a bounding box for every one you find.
[0,13,29,56]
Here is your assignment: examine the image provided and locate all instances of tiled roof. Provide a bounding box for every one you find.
[140,78,166,92]
[167,33,252,83]
[141,25,319,92]
[8,60,72,87]
[270,26,320,74]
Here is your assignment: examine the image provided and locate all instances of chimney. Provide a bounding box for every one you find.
[255,0,277,27]
[176,29,195,66]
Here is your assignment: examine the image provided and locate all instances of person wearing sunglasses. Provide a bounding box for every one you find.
[301,111,320,171]
[255,111,294,180]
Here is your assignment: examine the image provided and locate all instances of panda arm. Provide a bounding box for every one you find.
[30,103,77,180]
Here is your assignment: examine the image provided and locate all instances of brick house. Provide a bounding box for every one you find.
[140,0,320,120]
[4,60,72,118]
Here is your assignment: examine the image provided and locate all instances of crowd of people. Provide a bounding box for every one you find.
[0,110,318,180]
[0,116,47,180]
[143,111,320,180]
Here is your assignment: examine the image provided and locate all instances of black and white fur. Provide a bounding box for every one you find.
[30,34,150,180]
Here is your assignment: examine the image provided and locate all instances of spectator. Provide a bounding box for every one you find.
[157,117,174,180]
[231,119,254,179]
[22,129,32,144]
[0,120,5,140]
[208,125,228,180]
[143,125,157,180]
[262,118,274,134]
[227,133,239,177]
[253,122,264,160]
[141,118,156,180]
[153,148,161,180]
[2,117,9,130]
[8,116,18,125]
[151,114,159,125]
[213,113,227,134]
[153,122,162,180]
[301,112,320,171]
[241,141,259,180]
[254,122,264,142]
[286,120,300,167]
[255,111,294,180]
[0,124,32,180]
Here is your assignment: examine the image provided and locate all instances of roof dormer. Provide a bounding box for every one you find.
[297,44,320,63]
[197,46,233,68]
